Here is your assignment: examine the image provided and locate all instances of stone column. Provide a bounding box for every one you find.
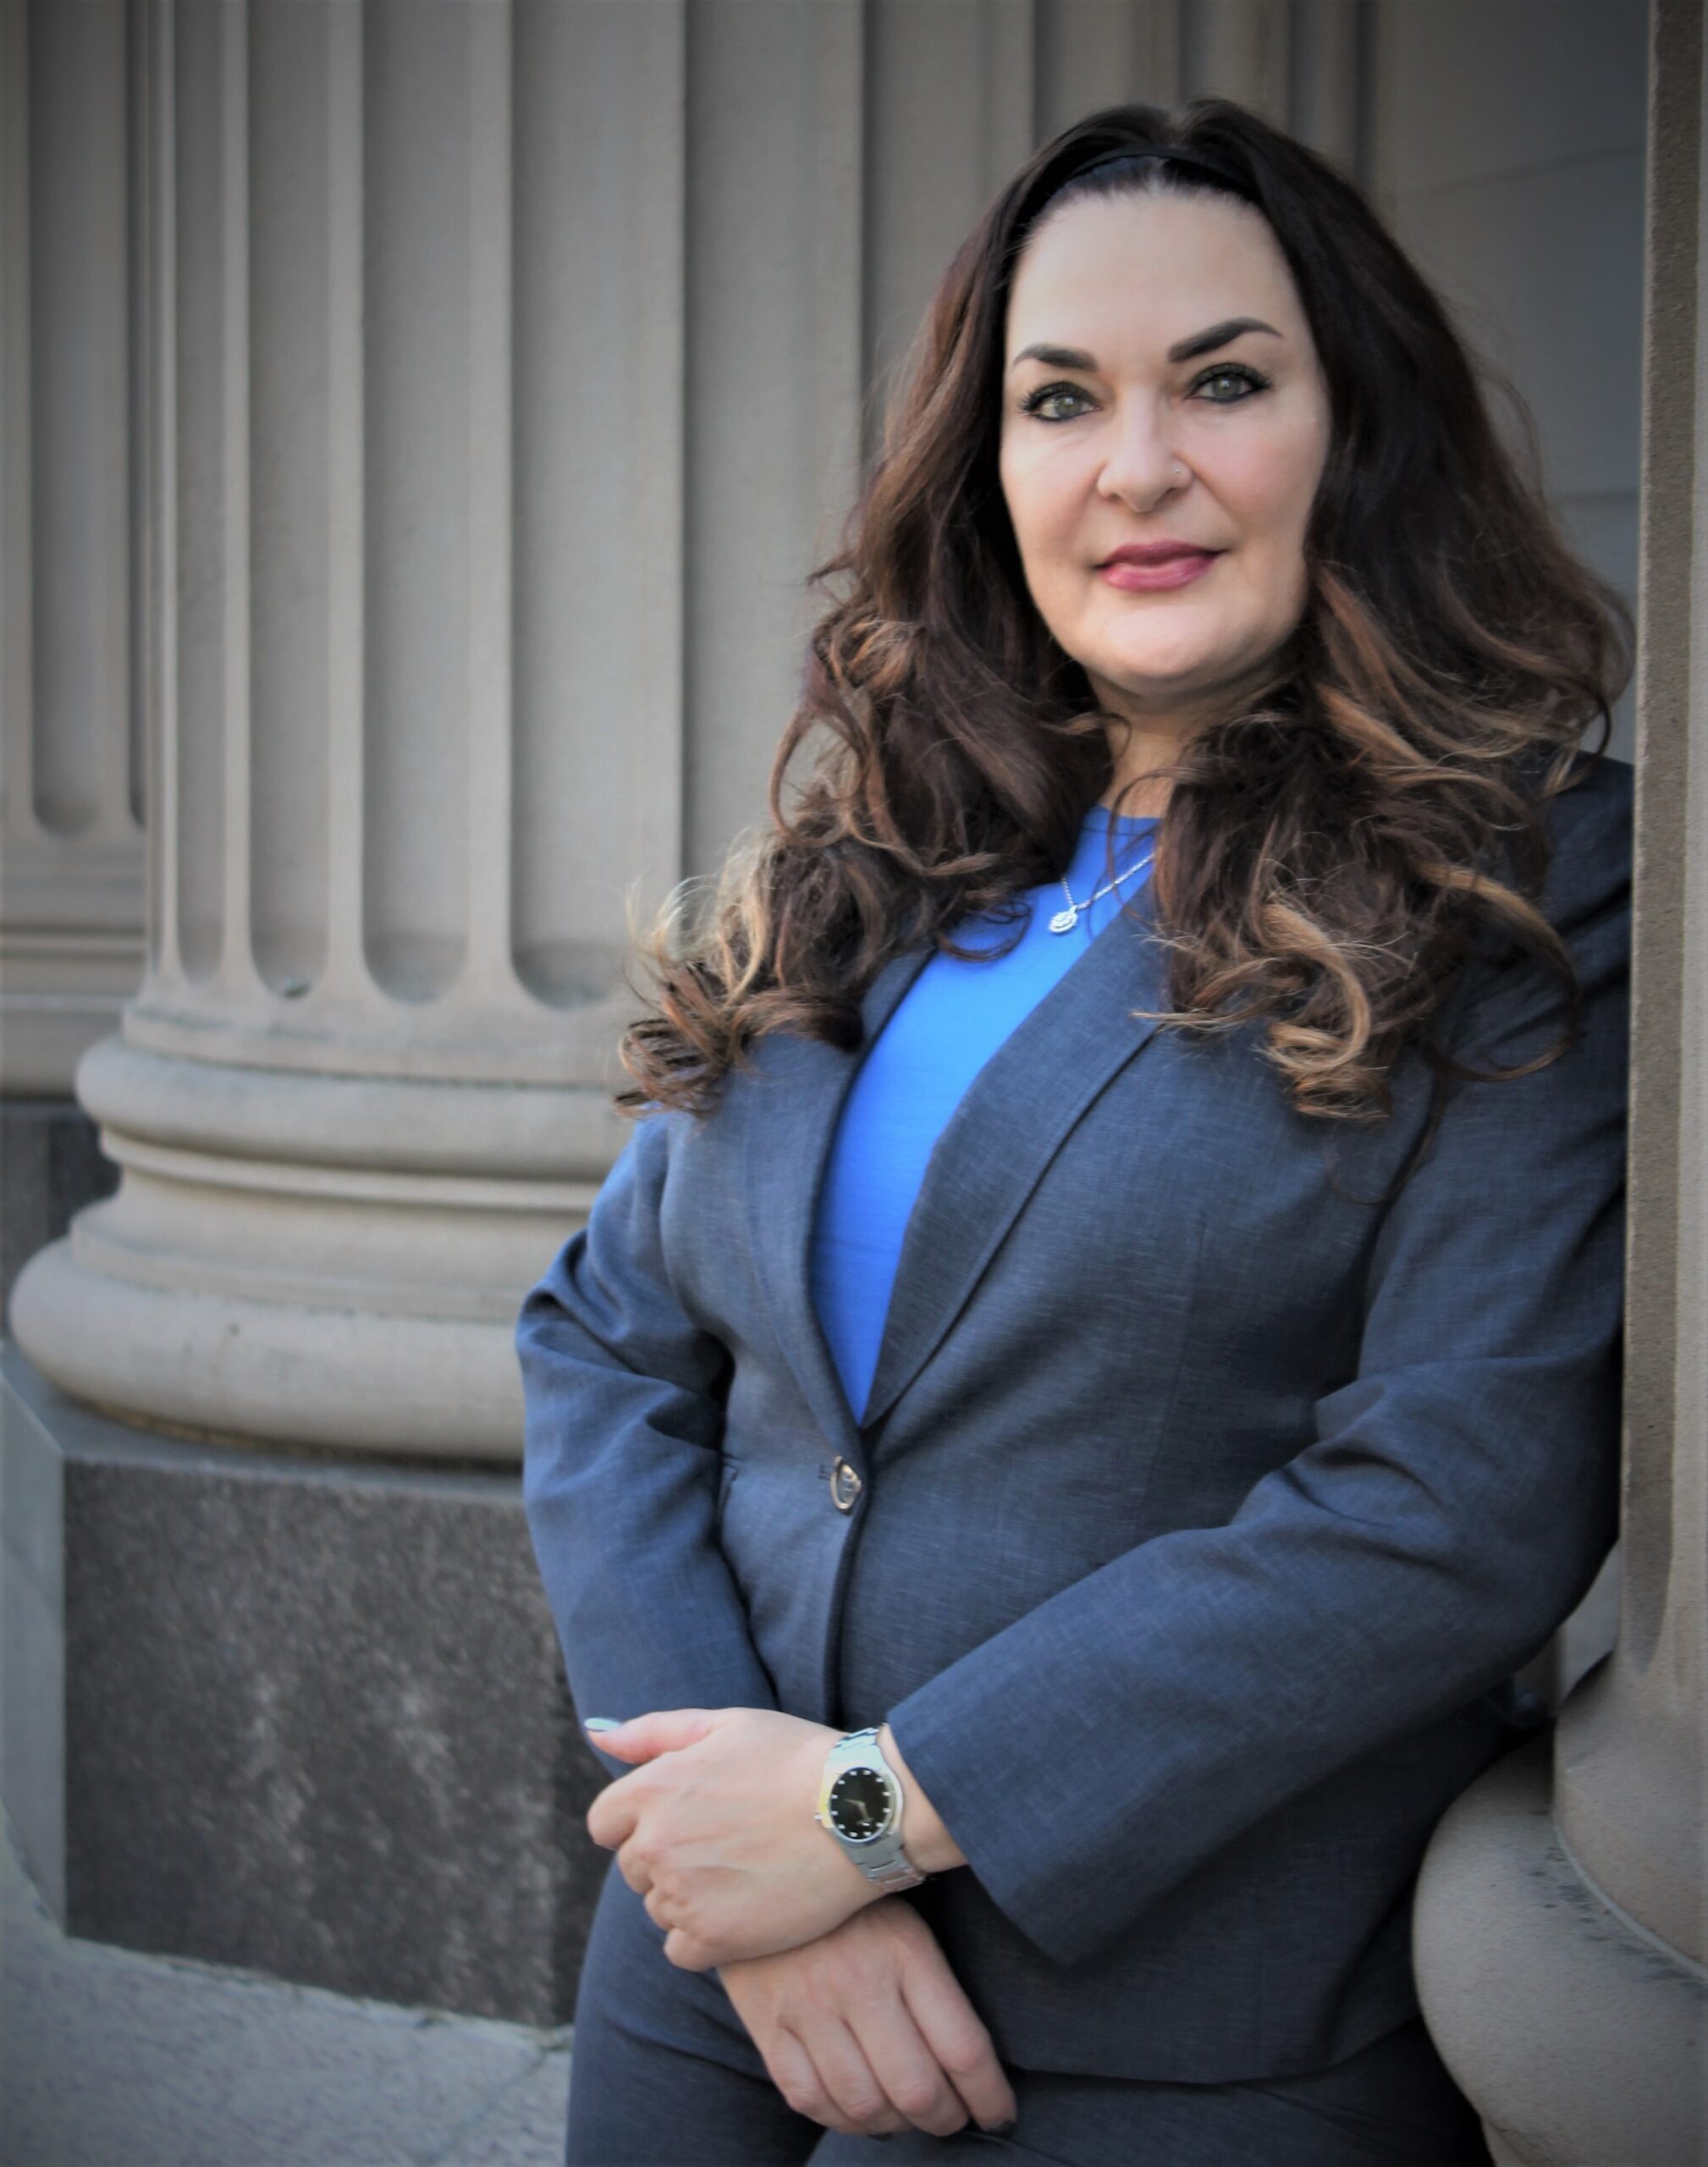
[1413,2,1708,2159]
[14,0,1353,1463]
[0,0,146,1096]
[11,0,680,1456]
[0,0,144,1310]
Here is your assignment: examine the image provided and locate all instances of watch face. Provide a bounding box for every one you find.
[828,1766,894,1842]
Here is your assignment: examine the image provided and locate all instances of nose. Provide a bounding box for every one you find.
[1094,394,1188,511]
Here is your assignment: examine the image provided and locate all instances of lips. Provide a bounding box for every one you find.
[1099,547,1222,593]
[1099,543,1222,567]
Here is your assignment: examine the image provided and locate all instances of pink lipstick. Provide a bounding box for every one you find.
[1099,542,1223,593]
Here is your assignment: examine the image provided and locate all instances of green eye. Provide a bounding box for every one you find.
[1020,364,1271,422]
[1019,382,1094,422]
[1193,364,1270,403]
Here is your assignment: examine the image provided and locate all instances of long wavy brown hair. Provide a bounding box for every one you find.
[616,96,1631,1126]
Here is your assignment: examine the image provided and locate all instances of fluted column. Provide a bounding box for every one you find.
[1413,2,1708,2159]
[11,0,1363,1463]
[1556,0,1708,2039]
[12,0,684,1456]
[0,0,146,1097]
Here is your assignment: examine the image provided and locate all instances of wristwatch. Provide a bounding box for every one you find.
[815,1726,929,1893]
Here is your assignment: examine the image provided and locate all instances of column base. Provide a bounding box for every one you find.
[8,1034,621,1460]
[1413,1734,1706,2167]
[0,1340,608,2024]
[10,1236,537,1460]
[0,1098,118,1333]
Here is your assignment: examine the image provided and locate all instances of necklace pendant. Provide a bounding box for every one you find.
[1048,905,1080,935]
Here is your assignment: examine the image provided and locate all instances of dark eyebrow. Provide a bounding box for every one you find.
[1007,317,1284,373]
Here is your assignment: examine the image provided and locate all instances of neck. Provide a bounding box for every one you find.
[1090,652,1291,815]
[1094,700,1212,818]
[1098,727,1187,817]
[1098,771,1173,817]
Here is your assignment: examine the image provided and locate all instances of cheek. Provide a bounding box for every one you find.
[1001,442,1083,571]
[1215,416,1326,538]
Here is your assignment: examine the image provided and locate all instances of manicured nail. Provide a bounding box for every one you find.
[584,1718,622,1733]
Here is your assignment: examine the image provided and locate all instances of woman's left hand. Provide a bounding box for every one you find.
[584,1708,882,1971]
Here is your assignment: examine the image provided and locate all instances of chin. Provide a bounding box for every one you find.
[1092,650,1223,697]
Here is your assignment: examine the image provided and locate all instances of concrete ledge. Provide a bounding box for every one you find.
[0,1341,609,2024]
[1413,1734,1706,2167]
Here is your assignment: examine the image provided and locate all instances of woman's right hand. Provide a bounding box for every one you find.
[718,1898,1018,2141]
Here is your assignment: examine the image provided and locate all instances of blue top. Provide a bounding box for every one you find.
[809,807,1160,1422]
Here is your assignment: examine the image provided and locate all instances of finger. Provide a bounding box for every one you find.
[764,2026,862,2137]
[585,1774,642,1852]
[662,1925,719,1972]
[614,1838,653,1897]
[585,1708,722,1763]
[849,2001,970,2138]
[796,2017,909,2138]
[901,1956,1018,2133]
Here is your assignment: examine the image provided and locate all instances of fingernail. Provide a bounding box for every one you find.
[982,2120,1017,2137]
[583,1718,622,1733]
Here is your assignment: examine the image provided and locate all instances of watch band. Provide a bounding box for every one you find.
[815,1727,928,1892]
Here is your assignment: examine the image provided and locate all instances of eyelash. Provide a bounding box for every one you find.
[1017,363,1272,422]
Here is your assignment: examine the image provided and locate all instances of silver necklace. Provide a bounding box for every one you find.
[1048,841,1157,935]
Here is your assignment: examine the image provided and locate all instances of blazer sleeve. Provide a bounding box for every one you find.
[516,1111,780,1737]
[883,771,1631,1971]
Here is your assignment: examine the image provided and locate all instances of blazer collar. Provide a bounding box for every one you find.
[742,880,1173,1455]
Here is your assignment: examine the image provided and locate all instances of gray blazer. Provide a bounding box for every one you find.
[516,752,1631,2082]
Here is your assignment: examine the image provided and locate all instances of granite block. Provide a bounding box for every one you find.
[0,1343,609,2026]
[0,1359,66,1917]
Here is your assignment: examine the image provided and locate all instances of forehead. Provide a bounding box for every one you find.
[1006,188,1303,356]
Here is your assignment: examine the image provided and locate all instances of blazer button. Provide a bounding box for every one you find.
[829,1458,863,1512]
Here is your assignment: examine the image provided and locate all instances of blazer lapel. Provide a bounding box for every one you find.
[860,884,1171,1431]
[741,880,1173,1453]
[742,943,934,1458]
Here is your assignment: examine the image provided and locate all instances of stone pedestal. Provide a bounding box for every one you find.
[0,1340,608,2023]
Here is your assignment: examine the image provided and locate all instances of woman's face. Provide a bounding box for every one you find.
[1000,185,1332,731]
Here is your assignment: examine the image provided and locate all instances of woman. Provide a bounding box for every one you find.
[516,96,1633,2165]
